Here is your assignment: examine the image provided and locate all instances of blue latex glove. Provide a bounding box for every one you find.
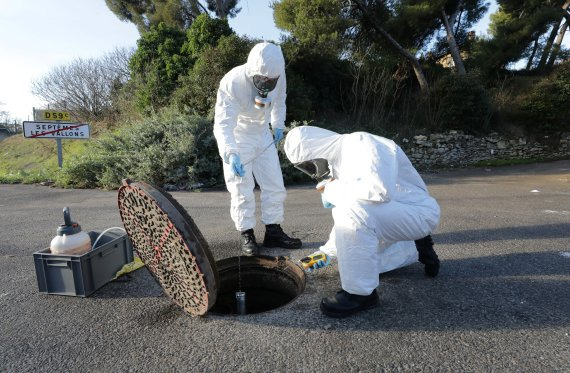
[228,153,245,177]
[273,128,284,143]
[321,193,335,209]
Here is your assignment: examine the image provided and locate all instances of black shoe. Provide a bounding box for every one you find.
[320,289,379,318]
[240,229,259,256]
[263,224,302,249]
[415,235,440,277]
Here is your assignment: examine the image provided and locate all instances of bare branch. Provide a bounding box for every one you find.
[31,48,134,121]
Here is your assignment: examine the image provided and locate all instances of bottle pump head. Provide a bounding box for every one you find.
[56,207,83,236]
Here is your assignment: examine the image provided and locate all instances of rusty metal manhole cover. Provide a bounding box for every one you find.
[117,180,218,316]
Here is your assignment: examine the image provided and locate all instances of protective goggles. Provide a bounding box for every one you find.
[253,75,279,95]
[294,158,331,180]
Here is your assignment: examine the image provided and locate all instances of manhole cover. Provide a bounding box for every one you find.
[118,180,218,316]
[118,180,305,316]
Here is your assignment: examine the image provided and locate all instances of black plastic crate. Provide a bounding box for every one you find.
[33,231,133,297]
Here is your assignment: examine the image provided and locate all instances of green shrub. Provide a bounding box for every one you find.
[182,14,233,59]
[519,62,570,132]
[281,40,351,122]
[430,72,492,133]
[58,109,222,189]
[285,70,316,122]
[129,23,189,111]
[174,34,254,116]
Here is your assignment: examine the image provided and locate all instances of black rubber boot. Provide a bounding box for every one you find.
[240,229,259,256]
[263,224,302,249]
[320,289,379,318]
[415,235,440,277]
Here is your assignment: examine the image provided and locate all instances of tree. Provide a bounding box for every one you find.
[440,4,466,74]
[174,34,253,115]
[546,9,570,68]
[128,23,189,110]
[206,0,241,19]
[525,34,541,70]
[537,0,570,70]
[0,102,11,123]
[31,48,134,120]
[274,0,431,92]
[478,0,564,71]
[105,0,240,32]
[182,13,233,59]
[349,0,431,92]
[128,16,234,112]
[397,0,487,74]
[273,0,351,56]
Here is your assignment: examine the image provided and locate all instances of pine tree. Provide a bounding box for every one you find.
[105,0,240,32]
[482,0,564,70]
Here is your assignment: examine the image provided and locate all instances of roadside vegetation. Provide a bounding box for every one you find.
[1,0,569,188]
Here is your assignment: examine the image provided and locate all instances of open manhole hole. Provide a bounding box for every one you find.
[117,180,306,316]
[210,255,305,315]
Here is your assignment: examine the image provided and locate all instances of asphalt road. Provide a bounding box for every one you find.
[1,160,569,372]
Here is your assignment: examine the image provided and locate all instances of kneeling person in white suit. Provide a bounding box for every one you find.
[284,126,441,318]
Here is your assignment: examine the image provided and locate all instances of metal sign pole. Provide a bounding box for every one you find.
[56,138,63,168]
[35,107,63,168]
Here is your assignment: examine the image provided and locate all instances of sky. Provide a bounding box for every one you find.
[0,0,563,121]
[0,0,283,121]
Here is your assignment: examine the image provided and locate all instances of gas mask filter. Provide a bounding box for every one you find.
[253,75,279,109]
[294,158,331,181]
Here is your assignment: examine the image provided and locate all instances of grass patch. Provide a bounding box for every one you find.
[0,135,88,184]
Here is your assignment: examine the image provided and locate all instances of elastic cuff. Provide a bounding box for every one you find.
[322,180,341,206]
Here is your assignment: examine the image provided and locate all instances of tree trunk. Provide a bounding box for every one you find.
[526,36,540,70]
[441,7,466,75]
[353,0,429,93]
[454,8,464,37]
[215,0,226,18]
[538,22,563,69]
[538,0,570,70]
[546,17,569,68]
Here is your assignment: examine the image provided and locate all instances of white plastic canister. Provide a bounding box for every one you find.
[50,207,91,255]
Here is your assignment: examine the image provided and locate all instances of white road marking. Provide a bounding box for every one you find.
[560,252,570,258]
[543,210,570,215]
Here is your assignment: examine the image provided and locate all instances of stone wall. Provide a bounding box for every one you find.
[401,131,570,169]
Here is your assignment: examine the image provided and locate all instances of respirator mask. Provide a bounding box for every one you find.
[294,158,331,181]
[253,75,279,109]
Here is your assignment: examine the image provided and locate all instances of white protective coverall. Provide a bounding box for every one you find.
[284,126,440,295]
[213,42,287,231]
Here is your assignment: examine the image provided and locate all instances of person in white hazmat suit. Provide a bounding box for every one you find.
[213,42,302,256]
[284,126,441,318]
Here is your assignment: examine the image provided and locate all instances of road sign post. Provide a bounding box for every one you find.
[26,109,90,168]
[56,138,63,168]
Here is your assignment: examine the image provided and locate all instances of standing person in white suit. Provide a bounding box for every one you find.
[284,126,441,318]
[214,42,302,256]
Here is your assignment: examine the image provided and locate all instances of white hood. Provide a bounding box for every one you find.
[245,42,285,79]
[285,125,430,205]
[284,126,343,164]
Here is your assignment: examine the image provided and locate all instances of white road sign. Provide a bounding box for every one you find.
[23,121,90,139]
